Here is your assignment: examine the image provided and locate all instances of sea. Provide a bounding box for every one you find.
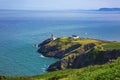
[0,10,120,76]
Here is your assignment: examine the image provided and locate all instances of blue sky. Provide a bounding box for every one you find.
[0,0,120,10]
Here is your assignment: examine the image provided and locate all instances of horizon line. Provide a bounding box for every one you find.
[0,9,97,11]
[0,7,120,12]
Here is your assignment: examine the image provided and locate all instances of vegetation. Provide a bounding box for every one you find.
[48,37,120,51]
[102,42,120,50]
[1,57,120,80]
[42,57,120,80]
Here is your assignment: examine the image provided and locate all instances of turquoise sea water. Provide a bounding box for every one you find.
[0,10,120,76]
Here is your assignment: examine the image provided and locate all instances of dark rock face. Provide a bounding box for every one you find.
[38,39,51,47]
[103,50,120,62]
[56,44,81,58]
[47,53,79,71]
[37,39,61,58]
[46,43,96,71]
[47,49,120,71]
[38,45,60,57]
[83,43,95,51]
[72,50,120,68]
[38,40,81,58]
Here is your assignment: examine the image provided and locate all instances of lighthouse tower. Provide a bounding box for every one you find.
[51,34,56,41]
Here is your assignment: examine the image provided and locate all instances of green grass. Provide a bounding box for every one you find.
[46,37,120,51]
[47,37,103,51]
[32,57,120,80]
[102,42,120,50]
[1,57,120,80]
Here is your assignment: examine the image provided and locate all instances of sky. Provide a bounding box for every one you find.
[0,0,120,10]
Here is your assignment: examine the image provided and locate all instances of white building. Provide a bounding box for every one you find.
[72,35,79,39]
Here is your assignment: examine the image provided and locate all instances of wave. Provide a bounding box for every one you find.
[40,55,45,58]
[41,68,46,72]
[33,44,39,48]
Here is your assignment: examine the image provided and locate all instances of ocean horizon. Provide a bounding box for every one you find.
[0,10,120,76]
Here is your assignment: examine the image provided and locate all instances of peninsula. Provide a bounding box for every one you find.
[37,36,120,72]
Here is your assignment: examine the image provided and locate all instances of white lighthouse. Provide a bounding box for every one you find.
[51,34,56,41]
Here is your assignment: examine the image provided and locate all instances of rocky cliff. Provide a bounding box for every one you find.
[37,37,120,72]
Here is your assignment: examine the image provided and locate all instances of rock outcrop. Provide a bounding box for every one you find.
[37,37,120,72]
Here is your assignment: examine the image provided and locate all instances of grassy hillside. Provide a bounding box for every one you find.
[47,37,120,51]
[35,57,120,80]
[1,57,120,80]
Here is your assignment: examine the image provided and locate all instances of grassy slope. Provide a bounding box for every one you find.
[47,37,120,51]
[1,57,120,80]
[35,57,120,80]
[1,37,120,80]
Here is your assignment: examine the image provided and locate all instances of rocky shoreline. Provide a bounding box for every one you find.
[37,37,120,72]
